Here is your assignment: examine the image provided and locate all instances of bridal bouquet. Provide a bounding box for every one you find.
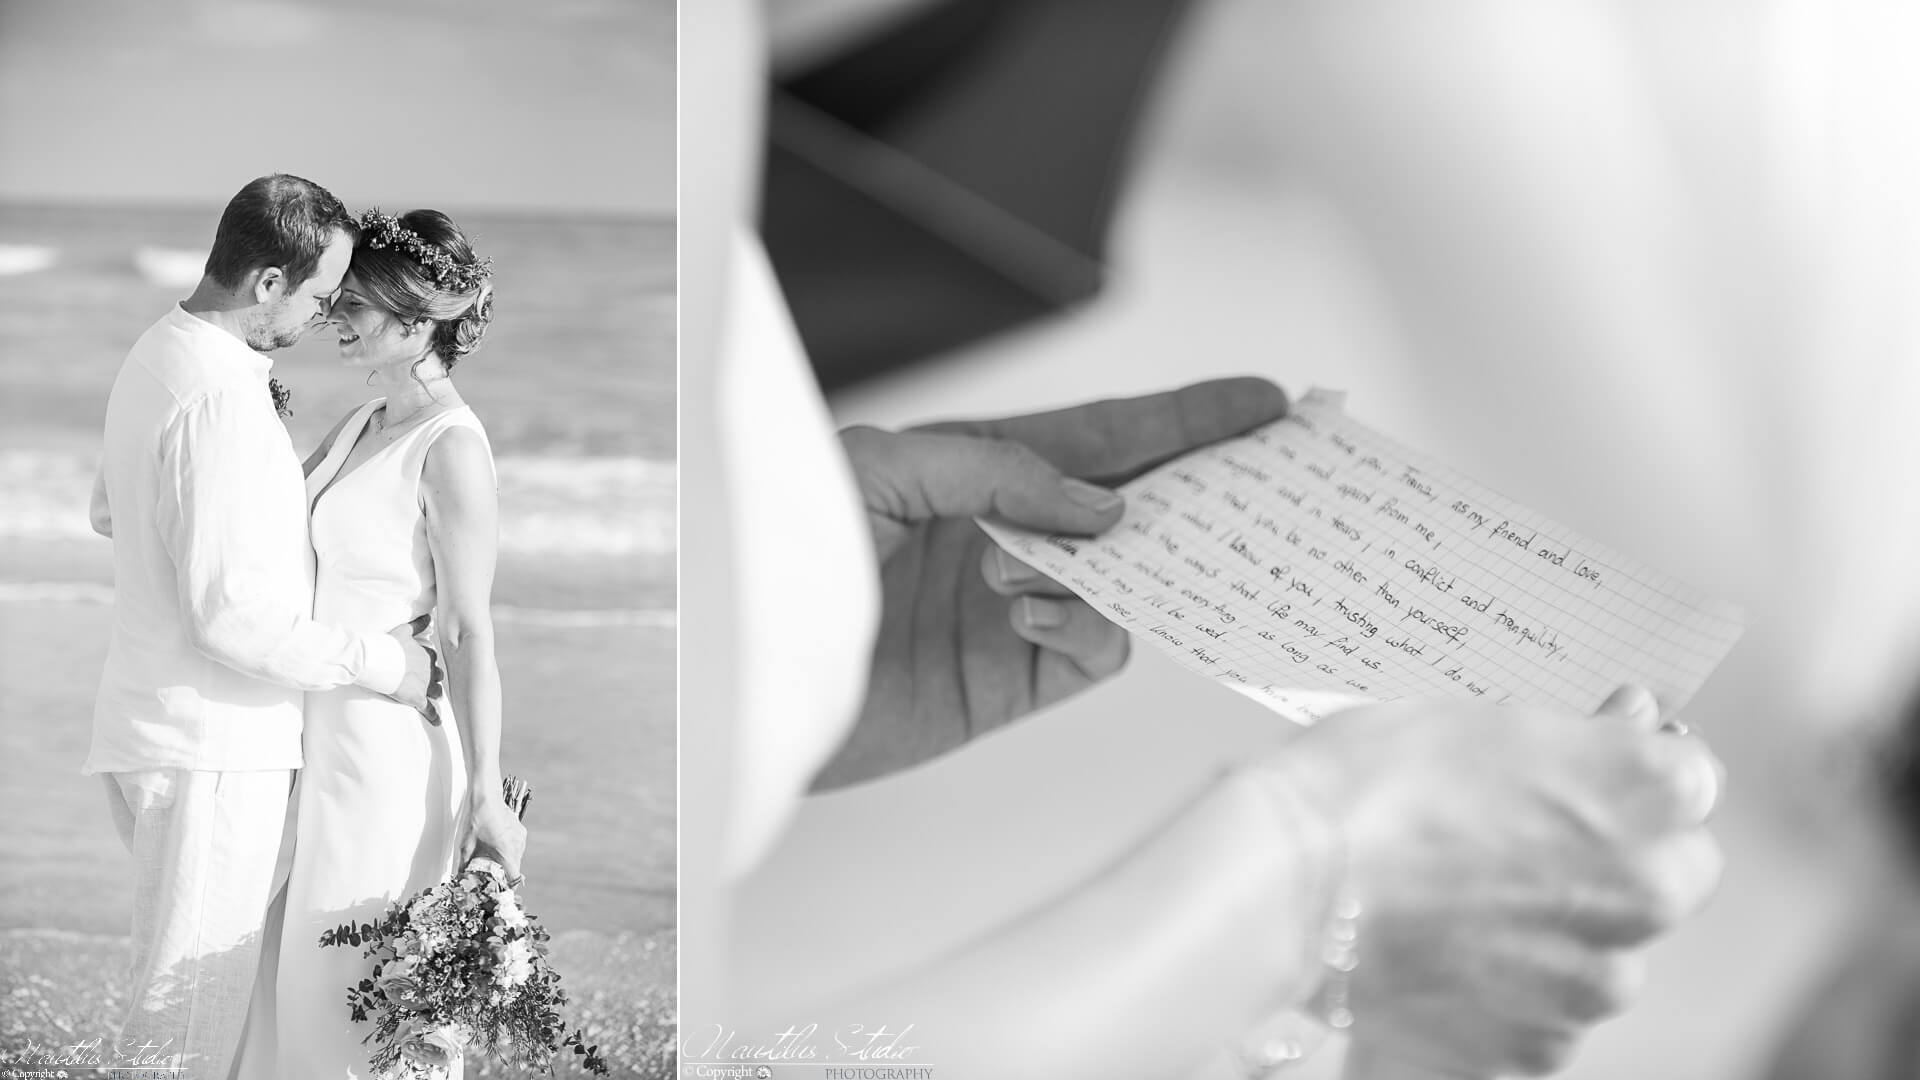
[319,776,609,1078]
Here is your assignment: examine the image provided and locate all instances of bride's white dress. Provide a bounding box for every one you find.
[272,399,490,1078]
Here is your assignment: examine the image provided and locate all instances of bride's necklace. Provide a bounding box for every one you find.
[373,396,442,439]
[372,369,454,439]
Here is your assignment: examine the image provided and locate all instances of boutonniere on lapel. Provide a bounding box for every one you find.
[270,376,293,420]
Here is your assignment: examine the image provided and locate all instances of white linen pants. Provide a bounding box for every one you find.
[102,768,295,1080]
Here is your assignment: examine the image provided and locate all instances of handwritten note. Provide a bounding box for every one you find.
[980,390,1746,724]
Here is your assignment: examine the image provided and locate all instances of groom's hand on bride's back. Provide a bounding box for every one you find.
[386,614,444,719]
[813,378,1290,790]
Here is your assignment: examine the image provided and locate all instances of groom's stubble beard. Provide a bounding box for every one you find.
[246,294,312,352]
[249,327,306,351]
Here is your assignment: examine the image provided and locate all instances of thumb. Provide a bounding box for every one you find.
[845,427,1126,535]
[1593,683,1661,731]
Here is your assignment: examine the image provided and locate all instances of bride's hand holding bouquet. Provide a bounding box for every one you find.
[463,772,530,885]
[320,776,607,1078]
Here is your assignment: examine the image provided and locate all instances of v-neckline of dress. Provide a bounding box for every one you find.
[309,399,466,514]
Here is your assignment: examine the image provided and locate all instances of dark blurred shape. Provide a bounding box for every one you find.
[1762,915,1920,1080]
[1884,701,1920,869]
[1762,700,1920,1080]
[761,0,1194,390]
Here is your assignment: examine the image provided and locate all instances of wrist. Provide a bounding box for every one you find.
[1306,886,1360,1031]
[1250,766,1347,1009]
[1216,762,1356,1074]
[468,773,506,805]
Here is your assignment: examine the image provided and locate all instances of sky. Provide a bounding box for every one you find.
[0,0,675,216]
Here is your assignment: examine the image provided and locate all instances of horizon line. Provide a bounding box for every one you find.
[0,194,676,226]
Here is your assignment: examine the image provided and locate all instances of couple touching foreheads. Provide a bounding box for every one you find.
[87,173,524,1078]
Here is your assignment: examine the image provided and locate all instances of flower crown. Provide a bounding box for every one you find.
[357,209,492,293]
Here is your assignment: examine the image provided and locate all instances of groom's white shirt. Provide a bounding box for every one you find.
[86,303,406,774]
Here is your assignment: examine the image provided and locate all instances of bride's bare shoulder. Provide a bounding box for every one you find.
[420,422,497,511]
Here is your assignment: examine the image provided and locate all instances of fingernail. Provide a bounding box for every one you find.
[1676,752,1725,823]
[1698,751,1726,815]
[991,548,1039,587]
[1596,684,1656,721]
[1062,478,1123,515]
[1017,596,1069,630]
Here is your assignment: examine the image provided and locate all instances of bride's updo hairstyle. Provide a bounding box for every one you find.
[349,209,494,370]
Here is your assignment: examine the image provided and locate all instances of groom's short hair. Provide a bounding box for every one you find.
[203,174,356,291]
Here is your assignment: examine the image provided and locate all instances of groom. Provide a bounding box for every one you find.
[86,174,441,1077]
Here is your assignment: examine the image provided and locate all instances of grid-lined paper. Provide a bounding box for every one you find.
[980,390,1747,725]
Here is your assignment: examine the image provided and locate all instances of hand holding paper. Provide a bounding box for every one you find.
[1260,687,1723,1080]
[814,378,1292,789]
[981,389,1746,724]
[978,387,1742,1078]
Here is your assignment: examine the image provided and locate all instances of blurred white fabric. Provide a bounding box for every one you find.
[718,231,881,879]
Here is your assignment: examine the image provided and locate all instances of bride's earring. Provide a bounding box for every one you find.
[414,324,438,367]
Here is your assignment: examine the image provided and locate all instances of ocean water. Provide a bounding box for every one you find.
[0,202,676,938]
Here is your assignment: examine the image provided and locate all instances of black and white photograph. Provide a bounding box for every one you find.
[0,3,676,1077]
[683,2,1920,1079]
[11,0,1920,1077]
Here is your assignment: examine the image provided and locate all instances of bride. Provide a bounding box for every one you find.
[237,208,528,1079]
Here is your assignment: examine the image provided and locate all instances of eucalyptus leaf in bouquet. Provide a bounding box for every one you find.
[319,776,608,1078]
